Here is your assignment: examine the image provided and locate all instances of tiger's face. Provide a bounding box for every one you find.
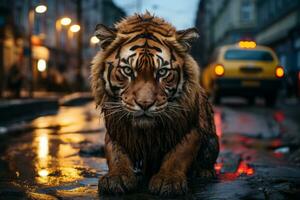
[93,14,199,127]
[104,35,184,121]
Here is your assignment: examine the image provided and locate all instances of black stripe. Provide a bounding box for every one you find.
[125,32,163,46]
[114,46,122,59]
[165,68,181,97]
[130,41,162,52]
[107,62,120,94]
[149,54,155,68]
[156,55,171,68]
[127,53,136,64]
[121,58,127,63]
[166,73,175,83]
[126,24,173,38]
[162,40,177,61]
[121,28,143,34]
[174,68,181,94]
[166,87,177,96]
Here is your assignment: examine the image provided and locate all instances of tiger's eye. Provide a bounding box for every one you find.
[157,68,168,77]
[122,67,133,76]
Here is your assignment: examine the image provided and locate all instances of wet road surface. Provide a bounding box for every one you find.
[0,100,300,199]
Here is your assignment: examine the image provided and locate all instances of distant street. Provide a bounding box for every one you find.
[0,98,300,199]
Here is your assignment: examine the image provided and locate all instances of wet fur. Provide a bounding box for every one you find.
[91,13,219,196]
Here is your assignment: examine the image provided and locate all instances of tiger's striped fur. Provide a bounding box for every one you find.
[91,12,219,196]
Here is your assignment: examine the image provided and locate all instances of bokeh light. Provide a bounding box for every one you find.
[70,24,80,32]
[60,17,72,26]
[37,59,47,72]
[35,5,47,13]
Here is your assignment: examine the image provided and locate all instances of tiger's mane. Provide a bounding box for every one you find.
[90,13,210,175]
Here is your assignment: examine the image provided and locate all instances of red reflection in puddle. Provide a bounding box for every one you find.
[214,162,223,174]
[271,139,282,149]
[215,161,255,181]
[237,161,254,176]
[214,110,224,150]
[273,152,284,159]
[220,172,239,181]
[214,111,222,138]
[273,111,285,123]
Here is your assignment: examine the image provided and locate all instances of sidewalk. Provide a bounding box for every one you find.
[0,92,93,126]
[0,97,59,126]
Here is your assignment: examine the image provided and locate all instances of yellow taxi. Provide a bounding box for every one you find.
[202,41,284,105]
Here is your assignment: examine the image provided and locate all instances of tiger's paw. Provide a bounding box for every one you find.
[149,172,188,197]
[98,170,137,194]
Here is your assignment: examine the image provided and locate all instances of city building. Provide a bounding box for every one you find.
[82,0,126,85]
[255,0,300,96]
[0,0,125,97]
[193,0,257,67]
[0,1,24,97]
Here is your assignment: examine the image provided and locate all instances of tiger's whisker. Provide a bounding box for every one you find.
[104,109,123,118]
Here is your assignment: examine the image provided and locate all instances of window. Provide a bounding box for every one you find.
[224,50,274,61]
[240,0,254,23]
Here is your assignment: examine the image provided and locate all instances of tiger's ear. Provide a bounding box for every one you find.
[176,28,199,52]
[95,24,117,49]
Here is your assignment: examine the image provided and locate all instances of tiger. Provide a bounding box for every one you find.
[90,12,219,197]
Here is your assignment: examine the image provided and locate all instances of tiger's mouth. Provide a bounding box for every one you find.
[122,100,167,117]
[133,110,154,118]
[124,105,161,128]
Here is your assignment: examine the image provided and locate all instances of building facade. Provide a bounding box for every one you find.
[193,0,257,67]
[255,0,300,96]
[0,0,125,97]
[81,0,126,84]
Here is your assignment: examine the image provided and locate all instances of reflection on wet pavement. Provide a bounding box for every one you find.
[0,103,106,199]
[0,102,300,199]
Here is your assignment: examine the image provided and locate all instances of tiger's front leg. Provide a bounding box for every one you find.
[98,134,137,194]
[149,130,200,196]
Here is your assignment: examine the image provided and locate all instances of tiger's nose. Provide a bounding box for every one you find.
[135,99,155,111]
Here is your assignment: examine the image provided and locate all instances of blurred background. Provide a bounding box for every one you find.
[0,0,126,97]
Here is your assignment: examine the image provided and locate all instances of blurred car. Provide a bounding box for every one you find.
[202,41,284,105]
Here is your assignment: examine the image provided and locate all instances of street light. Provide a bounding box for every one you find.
[35,5,47,13]
[37,59,47,72]
[60,17,72,26]
[28,4,47,97]
[55,17,72,50]
[67,24,80,51]
[70,24,80,33]
[55,17,73,70]
[90,36,100,45]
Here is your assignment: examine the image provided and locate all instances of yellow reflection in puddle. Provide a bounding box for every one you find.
[33,129,83,185]
[38,169,49,177]
[60,133,85,144]
[32,107,88,134]
[38,133,49,159]
[57,143,83,182]
[58,143,78,158]
[32,107,92,185]
[60,167,82,181]
[34,129,51,184]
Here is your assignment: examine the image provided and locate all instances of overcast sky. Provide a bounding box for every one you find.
[113,0,200,30]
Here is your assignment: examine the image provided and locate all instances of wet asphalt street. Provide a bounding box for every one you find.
[0,98,300,200]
